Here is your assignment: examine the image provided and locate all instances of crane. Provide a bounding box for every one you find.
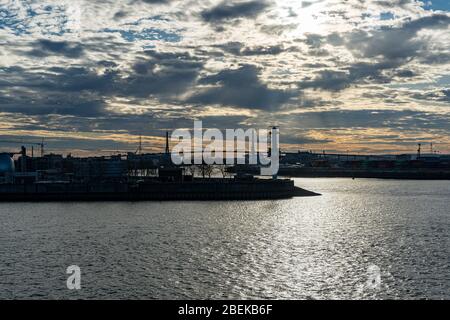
[0,139,45,157]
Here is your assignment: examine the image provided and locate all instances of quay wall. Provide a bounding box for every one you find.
[0,179,316,201]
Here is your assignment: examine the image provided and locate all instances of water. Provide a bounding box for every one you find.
[0,178,449,300]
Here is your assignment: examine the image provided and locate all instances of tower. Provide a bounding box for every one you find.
[136,135,143,155]
[271,126,279,180]
[165,131,170,155]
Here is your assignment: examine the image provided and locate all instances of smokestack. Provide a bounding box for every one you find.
[165,131,170,154]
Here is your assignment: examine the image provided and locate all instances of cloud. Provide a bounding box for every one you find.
[373,0,416,9]
[395,69,416,77]
[125,50,204,97]
[298,14,450,91]
[188,64,294,110]
[102,28,181,42]
[201,0,270,23]
[138,0,171,4]
[345,14,450,60]
[215,42,284,56]
[26,39,84,58]
[134,0,173,4]
[1,99,106,117]
[0,47,205,122]
[411,89,450,102]
[300,60,400,91]
[285,109,450,131]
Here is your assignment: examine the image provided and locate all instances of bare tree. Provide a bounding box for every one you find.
[186,165,197,177]
[217,164,227,178]
[203,164,214,178]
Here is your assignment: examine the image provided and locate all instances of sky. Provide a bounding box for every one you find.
[0,0,449,156]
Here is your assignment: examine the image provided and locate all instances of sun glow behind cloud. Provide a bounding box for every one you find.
[277,0,329,36]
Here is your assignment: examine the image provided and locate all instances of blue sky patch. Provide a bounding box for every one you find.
[103,28,181,42]
[0,8,29,35]
[424,0,450,12]
[380,12,395,21]
[0,5,69,37]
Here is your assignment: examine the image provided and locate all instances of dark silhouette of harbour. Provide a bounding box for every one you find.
[0,135,319,201]
[232,149,450,180]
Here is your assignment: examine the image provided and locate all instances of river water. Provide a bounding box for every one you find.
[0,178,449,299]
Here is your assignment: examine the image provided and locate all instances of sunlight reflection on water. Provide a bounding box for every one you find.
[0,178,449,299]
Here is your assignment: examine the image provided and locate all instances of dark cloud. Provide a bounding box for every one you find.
[302,63,329,68]
[300,70,351,91]
[125,50,204,97]
[0,65,117,94]
[2,48,204,102]
[281,135,333,145]
[0,133,134,153]
[301,1,315,8]
[0,47,208,127]
[299,14,450,91]
[395,69,415,78]
[201,0,270,23]
[286,109,450,131]
[411,89,450,102]
[26,39,84,58]
[300,60,397,91]
[0,65,113,118]
[419,52,450,65]
[196,115,251,129]
[0,91,107,117]
[133,0,172,4]
[188,64,294,110]
[113,11,128,20]
[373,0,415,8]
[216,42,284,56]
[346,14,450,60]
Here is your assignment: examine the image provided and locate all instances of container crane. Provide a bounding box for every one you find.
[0,139,45,157]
